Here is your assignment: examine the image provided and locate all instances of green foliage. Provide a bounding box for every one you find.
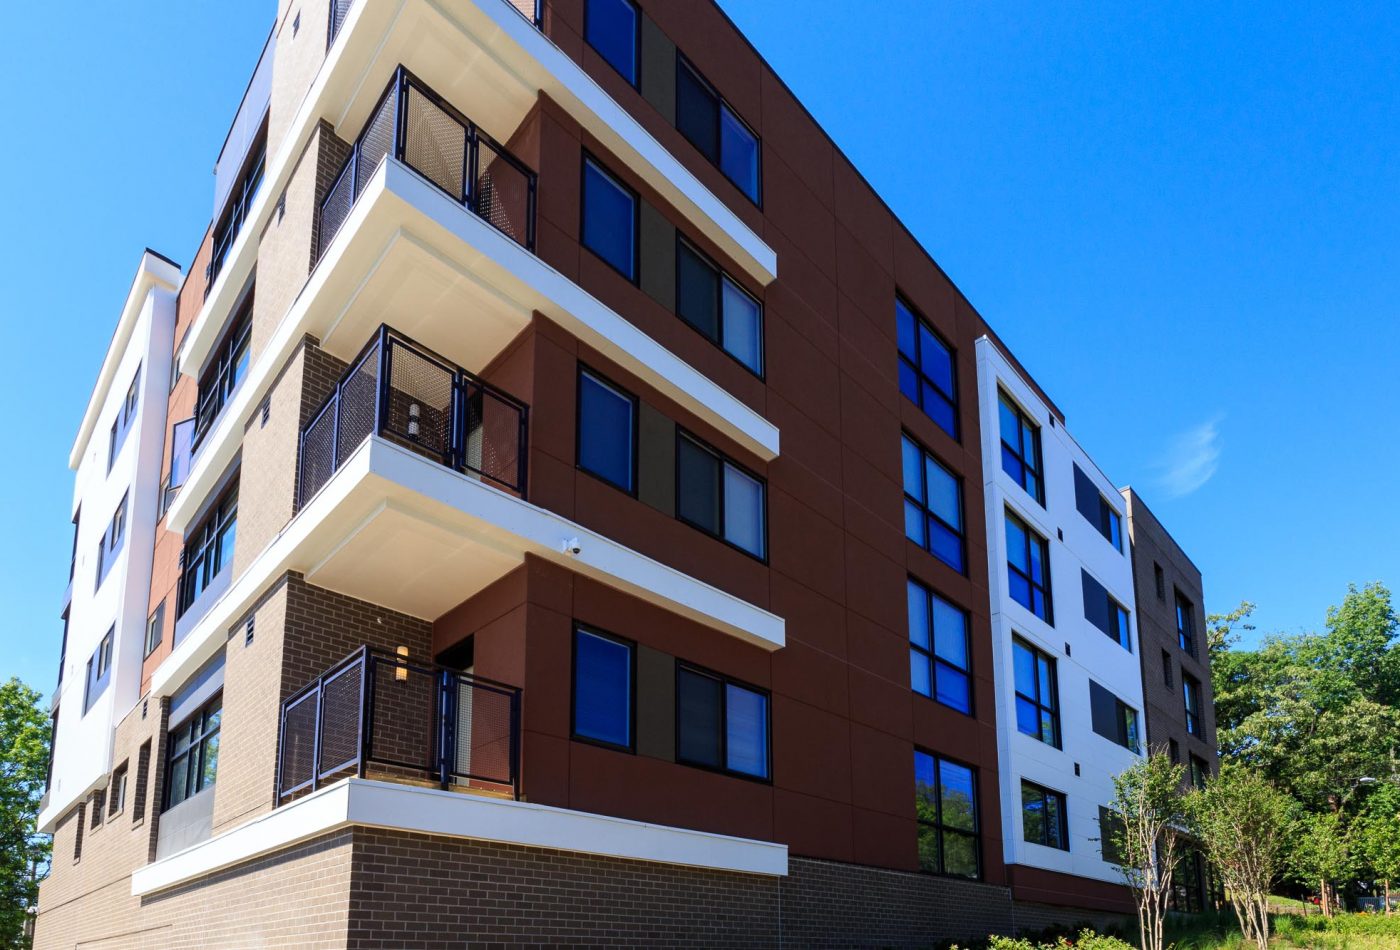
[0,677,51,948]
[947,928,1136,950]
[1291,810,1356,908]
[1209,584,1400,811]
[1356,783,1400,886]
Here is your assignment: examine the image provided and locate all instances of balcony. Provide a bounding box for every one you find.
[299,325,529,509]
[318,66,536,263]
[277,645,521,803]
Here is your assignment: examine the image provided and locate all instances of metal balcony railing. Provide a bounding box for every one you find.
[317,66,538,260]
[329,0,541,48]
[297,325,529,508]
[276,645,522,803]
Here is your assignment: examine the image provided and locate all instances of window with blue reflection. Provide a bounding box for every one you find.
[902,435,965,573]
[573,628,633,749]
[1006,511,1052,622]
[577,370,635,492]
[725,683,769,778]
[1013,638,1060,747]
[581,157,637,280]
[907,579,972,714]
[896,298,958,439]
[585,0,638,86]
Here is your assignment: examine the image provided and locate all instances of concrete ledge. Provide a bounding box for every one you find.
[131,778,788,895]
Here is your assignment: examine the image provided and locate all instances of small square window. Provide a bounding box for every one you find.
[1022,781,1069,851]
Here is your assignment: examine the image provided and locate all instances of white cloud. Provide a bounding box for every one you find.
[1154,414,1224,498]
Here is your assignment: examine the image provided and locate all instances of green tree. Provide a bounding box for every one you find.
[1189,765,1296,950]
[1355,783,1400,913]
[0,677,50,948]
[1290,810,1354,916]
[1107,750,1188,950]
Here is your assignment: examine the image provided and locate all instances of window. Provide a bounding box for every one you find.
[165,693,221,809]
[676,432,767,558]
[581,156,638,281]
[1005,511,1052,622]
[675,238,764,374]
[585,0,638,86]
[1099,806,1126,865]
[1021,781,1069,850]
[901,435,964,572]
[167,416,196,511]
[108,367,142,471]
[1089,680,1141,753]
[1154,562,1165,601]
[1013,638,1060,747]
[178,481,238,616]
[91,790,105,830]
[896,297,958,439]
[145,601,166,658]
[676,664,770,780]
[914,751,980,878]
[1082,570,1131,651]
[998,392,1043,504]
[69,509,80,581]
[1189,754,1209,789]
[572,627,633,750]
[109,761,128,817]
[1162,649,1174,687]
[907,579,971,714]
[83,628,114,714]
[132,741,151,823]
[1169,738,1180,763]
[193,299,252,448]
[676,57,761,203]
[1183,674,1203,737]
[73,804,85,863]
[1176,591,1197,656]
[208,123,266,289]
[95,493,129,590]
[577,369,636,492]
[1073,463,1122,551]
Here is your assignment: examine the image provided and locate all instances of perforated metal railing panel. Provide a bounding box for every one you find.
[403,86,468,203]
[278,689,320,797]
[318,661,364,778]
[383,338,455,464]
[334,341,380,468]
[330,0,355,42]
[475,141,532,249]
[298,398,338,508]
[448,676,515,787]
[318,161,355,260]
[464,383,524,491]
[502,0,539,24]
[368,659,439,774]
[356,89,397,198]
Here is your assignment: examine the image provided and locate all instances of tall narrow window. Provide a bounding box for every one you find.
[1021,781,1069,850]
[95,493,129,590]
[998,392,1043,504]
[108,367,142,471]
[132,740,151,824]
[585,0,639,86]
[83,627,114,714]
[676,433,766,559]
[145,601,166,658]
[208,123,266,289]
[1183,674,1203,737]
[896,298,957,439]
[1153,562,1165,601]
[581,156,638,281]
[676,664,770,779]
[1073,463,1123,551]
[1189,755,1209,789]
[165,694,222,809]
[193,298,253,448]
[675,58,761,203]
[178,481,239,616]
[914,751,980,878]
[572,626,634,750]
[1161,649,1173,688]
[1175,591,1197,656]
[577,369,636,492]
[907,579,971,714]
[1089,680,1141,753]
[1005,511,1052,622]
[1013,638,1060,747]
[675,238,764,374]
[109,761,129,817]
[901,435,964,572]
[1082,570,1131,651]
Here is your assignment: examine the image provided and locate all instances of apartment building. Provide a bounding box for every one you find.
[1122,487,1220,912]
[36,1,1210,946]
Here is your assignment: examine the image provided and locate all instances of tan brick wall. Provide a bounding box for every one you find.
[269,0,332,160]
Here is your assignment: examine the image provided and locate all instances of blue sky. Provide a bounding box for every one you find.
[2,2,1397,689]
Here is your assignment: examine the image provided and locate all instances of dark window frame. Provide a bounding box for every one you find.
[1153,562,1166,601]
[108,366,142,472]
[674,55,763,206]
[674,428,769,562]
[674,235,765,378]
[1012,637,1061,748]
[896,296,959,440]
[1162,649,1174,687]
[575,365,640,495]
[207,120,267,292]
[674,661,773,783]
[83,627,115,714]
[1005,509,1053,623]
[569,624,637,754]
[1189,754,1209,789]
[998,390,1044,504]
[1073,462,1123,552]
[192,294,253,450]
[907,577,973,716]
[901,433,967,574]
[584,0,641,88]
[580,152,641,284]
[163,692,222,811]
[1082,569,1132,652]
[1021,779,1070,851]
[145,600,166,659]
[914,748,982,879]
[1175,590,1197,657]
[1183,674,1203,737]
[177,479,239,617]
[108,761,129,818]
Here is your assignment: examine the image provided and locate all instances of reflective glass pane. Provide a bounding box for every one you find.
[910,649,932,697]
[935,664,970,714]
[199,733,220,792]
[1022,785,1046,843]
[913,750,937,804]
[725,684,768,777]
[896,301,916,357]
[723,464,765,558]
[676,242,719,340]
[900,437,924,502]
[676,63,718,161]
[923,385,957,437]
[938,760,977,831]
[721,278,762,373]
[918,324,953,394]
[677,438,721,534]
[932,595,967,669]
[578,372,634,491]
[169,756,189,807]
[1038,658,1055,707]
[1013,642,1036,695]
[720,106,760,201]
[1016,696,1040,736]
[582,160,636,279]
[928,519,964,573]
[943,830,979,877]
[1006,517,1029,571]
[677,668,722,767]
[898,360,919,402]
[585,0,638,84]
[1008,572,1032,611]
[904,501,926,546]
[917,825,941,872]
[573,630,632,747]
[924,456,961,530]
[906,581,930,650]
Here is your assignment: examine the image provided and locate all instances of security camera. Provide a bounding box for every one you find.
[561,537,582,556]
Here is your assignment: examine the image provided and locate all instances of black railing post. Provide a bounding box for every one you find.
[363,652,378,772]
[465,126,479,210]
[375,327,391,438]
[393,68,409,164]
[310,675,325,793]
[437,670,454,790]
[527,177,538,252]
[355,645,369,779]
[518,405,530,497]
[509,689,522,801]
